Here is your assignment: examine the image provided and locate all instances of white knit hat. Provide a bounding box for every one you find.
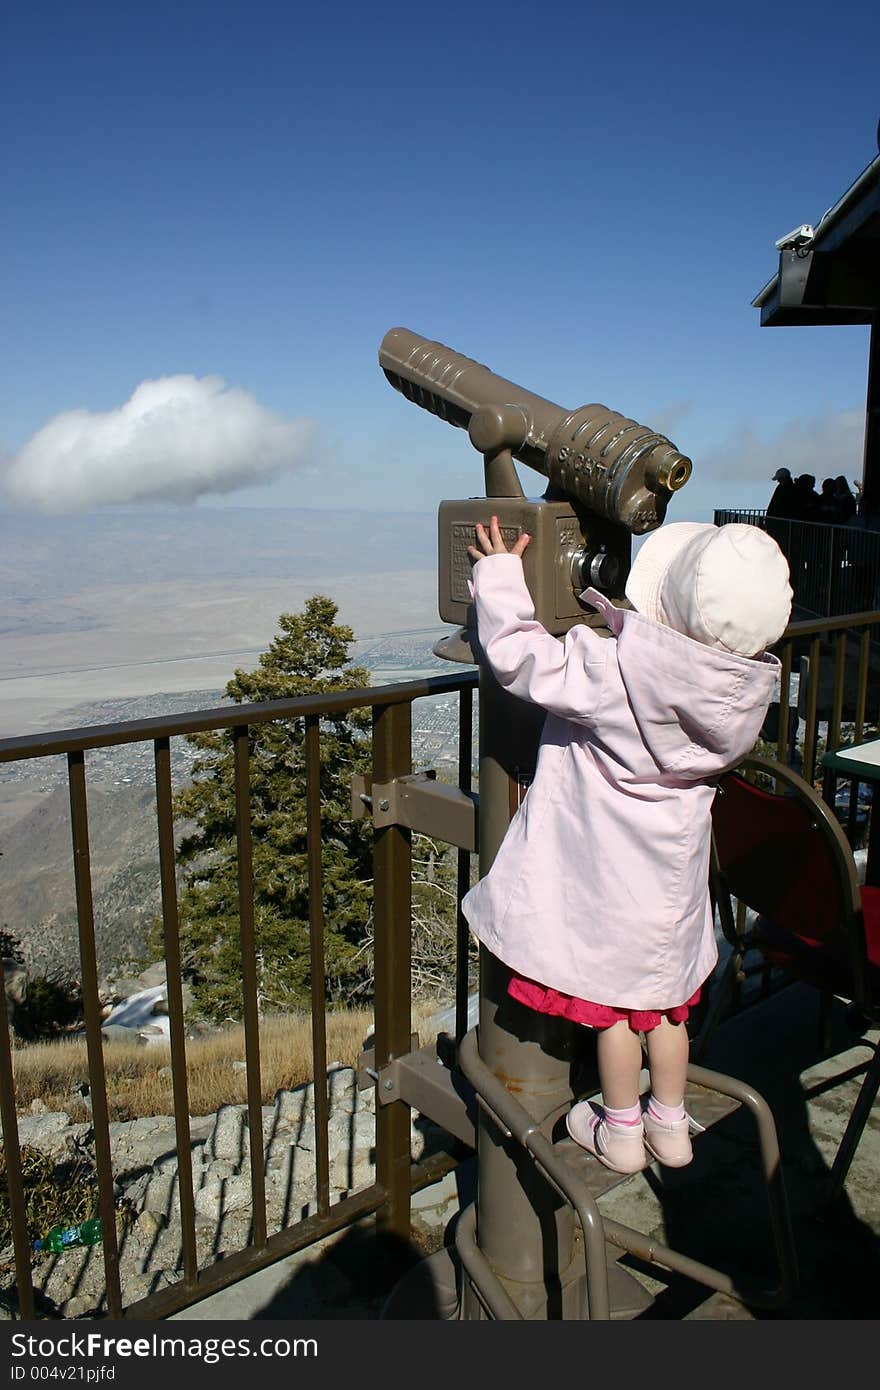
[625,522,793,657]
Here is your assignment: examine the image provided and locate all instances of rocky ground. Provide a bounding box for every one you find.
[2,1061,451,1318]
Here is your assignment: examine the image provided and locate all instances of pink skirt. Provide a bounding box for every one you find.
[507,971,701,1034]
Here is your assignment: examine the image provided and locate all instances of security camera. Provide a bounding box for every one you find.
[774,223,815,252]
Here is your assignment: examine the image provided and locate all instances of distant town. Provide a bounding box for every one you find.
[0,628,477,794]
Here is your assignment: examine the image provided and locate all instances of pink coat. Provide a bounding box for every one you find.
[461,553,780,1009]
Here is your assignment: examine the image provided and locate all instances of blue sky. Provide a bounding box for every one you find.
[3,0,879,526]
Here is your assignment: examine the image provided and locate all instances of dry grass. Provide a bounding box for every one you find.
[10,1002,443,1122]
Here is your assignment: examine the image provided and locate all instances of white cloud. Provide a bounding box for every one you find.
[706,407,865,484]
[4,376,318,511]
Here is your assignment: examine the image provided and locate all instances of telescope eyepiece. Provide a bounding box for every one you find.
[645,451,692,494]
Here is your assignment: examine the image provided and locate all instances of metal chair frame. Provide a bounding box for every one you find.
[709,752,880,1203]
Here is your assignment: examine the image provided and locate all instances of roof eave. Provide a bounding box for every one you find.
[753,152,880,327]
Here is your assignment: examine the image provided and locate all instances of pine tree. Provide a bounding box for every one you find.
[164,597,374,1021]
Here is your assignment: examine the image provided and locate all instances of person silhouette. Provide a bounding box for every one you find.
[792,474,820,521]
[767,467,796,518]
[818,478,839,523]
[832,476,856,524]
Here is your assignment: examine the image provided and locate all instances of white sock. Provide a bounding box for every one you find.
[646,1096,685,1124]
[602,1101,643,1128]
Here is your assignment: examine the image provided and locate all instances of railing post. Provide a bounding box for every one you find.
[153,736,198,1285]
[825,525,835,618]
[67,751,123,1316]
[372,699,413,1240]
[305,714,332,1216]
[232,725,268,1248]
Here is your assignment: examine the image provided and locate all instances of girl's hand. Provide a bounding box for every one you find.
[467,515,531,564]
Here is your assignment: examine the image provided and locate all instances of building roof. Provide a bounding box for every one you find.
[753,144,880,327]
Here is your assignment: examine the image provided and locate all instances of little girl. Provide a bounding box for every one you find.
[463,516,792,1174]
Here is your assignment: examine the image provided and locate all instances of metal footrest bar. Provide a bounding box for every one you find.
[601,1060,798,1310]
[455,1032,798,1316]
[827,1039,880,1203]
[457,1029,611,1319]
[454,1204,523,1320]
[600,1214,772,1308]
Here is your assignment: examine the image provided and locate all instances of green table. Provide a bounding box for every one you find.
[822,738,880,886]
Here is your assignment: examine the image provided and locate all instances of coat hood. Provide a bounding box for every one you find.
[581,588,780,780]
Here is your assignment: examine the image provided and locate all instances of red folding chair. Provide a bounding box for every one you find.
[710,753,880,1203]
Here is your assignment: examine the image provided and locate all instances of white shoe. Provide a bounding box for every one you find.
[566,1101,648,1175]
[642,1108,705,1168]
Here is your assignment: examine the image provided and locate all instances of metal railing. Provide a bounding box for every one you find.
[715,509,880,618]
[0,671,477,1319]
[772,609,879,785]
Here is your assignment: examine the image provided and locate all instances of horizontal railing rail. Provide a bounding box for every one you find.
[0,668,478,1320]
[0,673,475,762]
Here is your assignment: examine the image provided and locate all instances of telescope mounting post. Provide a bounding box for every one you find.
[467,403,529,500]
[482,447,525,499]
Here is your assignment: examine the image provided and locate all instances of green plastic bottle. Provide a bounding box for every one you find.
[33,1218,103,1252]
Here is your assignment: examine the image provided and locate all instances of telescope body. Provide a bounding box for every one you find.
[380,327,693,636]
[379,328,691,534]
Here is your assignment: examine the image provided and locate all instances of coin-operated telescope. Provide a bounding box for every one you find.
[379,327,692,638]
[376,331,693,1319]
